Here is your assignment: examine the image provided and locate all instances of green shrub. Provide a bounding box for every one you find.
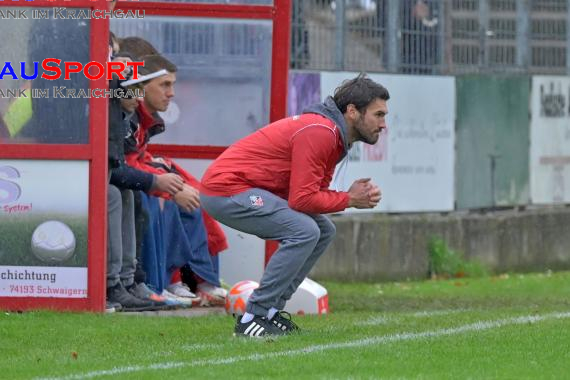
[428,237,488,279]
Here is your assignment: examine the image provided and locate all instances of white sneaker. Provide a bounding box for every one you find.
[166,281,199,298]
[161,289,195,307]
[165,282,201,306]
[197,282,227,306]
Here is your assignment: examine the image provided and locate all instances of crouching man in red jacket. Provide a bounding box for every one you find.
[200,74,388,337]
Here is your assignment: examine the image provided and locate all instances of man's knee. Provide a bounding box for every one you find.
[294,217,321,245]
[320,217,336,243]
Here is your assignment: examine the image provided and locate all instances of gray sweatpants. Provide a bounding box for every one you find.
[107,185,136,288]
[201,188,336,316]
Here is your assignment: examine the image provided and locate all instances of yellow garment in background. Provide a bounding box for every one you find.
[4,91,32,137]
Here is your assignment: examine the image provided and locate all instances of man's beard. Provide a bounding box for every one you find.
[355,116,379,145]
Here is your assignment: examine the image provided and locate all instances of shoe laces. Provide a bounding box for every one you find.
[276,310,292,321]
[274,311,299,329]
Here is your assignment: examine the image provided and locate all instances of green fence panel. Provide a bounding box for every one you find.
[456,75,530,209]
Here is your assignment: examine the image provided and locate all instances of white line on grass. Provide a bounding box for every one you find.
[180,343,220,351]
[356,308,470,326]
[410,309,469,318]
[36,311,570,380]
[356,316,392,326]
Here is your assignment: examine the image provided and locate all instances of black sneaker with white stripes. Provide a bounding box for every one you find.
[270,311,300,334]
[234,315,286,338]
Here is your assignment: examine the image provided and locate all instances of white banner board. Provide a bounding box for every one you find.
[530,76,570,204]
[0,160,88,297]
[321,72,455,212]
[0,266,87,298]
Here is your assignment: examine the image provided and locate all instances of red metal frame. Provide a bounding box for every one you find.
[0,0,109,312]
[0,0,290,311]
[147,145,227,160]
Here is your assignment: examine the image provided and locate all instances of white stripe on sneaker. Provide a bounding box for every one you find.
[255,327,265,337]
[249,324,261,336]
[244,322,257,335]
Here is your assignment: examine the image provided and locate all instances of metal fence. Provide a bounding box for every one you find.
[112,18,272,79]
[291,0,570,75]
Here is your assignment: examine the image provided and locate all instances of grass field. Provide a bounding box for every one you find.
[2,271,570,379]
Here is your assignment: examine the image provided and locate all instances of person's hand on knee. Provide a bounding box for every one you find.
[173,184,200,212]
[153,173,184,195]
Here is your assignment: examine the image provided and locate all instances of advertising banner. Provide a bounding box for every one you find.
[530,76,570,204]
[0,160,88,298]
[320,72,455,212]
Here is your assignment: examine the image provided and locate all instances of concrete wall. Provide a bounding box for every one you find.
[312,207,570,281]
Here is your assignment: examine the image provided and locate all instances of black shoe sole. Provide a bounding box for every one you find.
[233,332,280,339]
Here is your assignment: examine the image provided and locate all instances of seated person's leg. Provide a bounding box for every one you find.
[107,185,123,291]
[176,205,227,304]
[106,185,155,311]
[119,189,136,288]
[132,190,148,285]
[128,191,177,307]
[177,206,220,286]
[139,193,167,293]
[158,201,226,305]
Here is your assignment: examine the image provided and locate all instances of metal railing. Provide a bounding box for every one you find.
[291,0,570,75]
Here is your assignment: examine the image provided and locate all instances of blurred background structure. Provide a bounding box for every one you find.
[1,1,569,291]
[290,0,569,75]
[109,0,570,281]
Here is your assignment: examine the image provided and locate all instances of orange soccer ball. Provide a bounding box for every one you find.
[225,280,259,316]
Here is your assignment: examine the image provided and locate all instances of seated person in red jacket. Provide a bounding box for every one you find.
[124,55,227,304]
[201,74,387,337]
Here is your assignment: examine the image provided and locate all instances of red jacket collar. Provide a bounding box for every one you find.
[136,101,165,133]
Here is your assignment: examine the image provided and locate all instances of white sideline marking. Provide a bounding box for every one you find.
[36,312,570,380]
[180,343,220,352]
[410,309,469,318]
[356,316,392,326]
[357,309,470,326]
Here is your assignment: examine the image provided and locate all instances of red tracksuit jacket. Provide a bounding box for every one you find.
[201,113,350,214]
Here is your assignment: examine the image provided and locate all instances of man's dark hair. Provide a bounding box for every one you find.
[333,73,390,114]
[114,51,135,61]
[119,36,160,58]
[139,54,178,75]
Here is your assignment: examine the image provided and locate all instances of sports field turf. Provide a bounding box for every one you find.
[2,271,570,379]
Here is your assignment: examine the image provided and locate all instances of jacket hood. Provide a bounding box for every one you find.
[302,96,350,161]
